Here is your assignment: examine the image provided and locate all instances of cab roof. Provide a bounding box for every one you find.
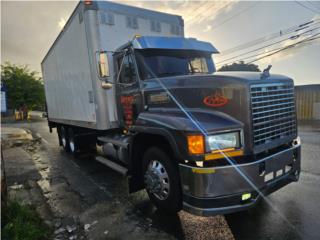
[116,36,219,54]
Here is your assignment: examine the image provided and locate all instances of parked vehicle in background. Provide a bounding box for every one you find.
[42,0,301,216]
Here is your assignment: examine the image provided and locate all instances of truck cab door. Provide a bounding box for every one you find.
[115,50,143,129]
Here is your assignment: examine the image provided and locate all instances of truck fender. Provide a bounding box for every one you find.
[130,126,183,159]
[127,126,183,193]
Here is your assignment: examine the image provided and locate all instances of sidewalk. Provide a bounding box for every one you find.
[1,127,33,141]
[1,127,52,219]
[1,127,86,239]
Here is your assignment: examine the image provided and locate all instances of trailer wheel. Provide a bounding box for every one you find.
[143,147,182,214]
[68,128,79,156]
[60,126,70,152]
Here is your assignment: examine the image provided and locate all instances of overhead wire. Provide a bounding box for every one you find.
[185,1,232,26]
[246,32,320,64]
[182,1,319,68]
[207,2,260,32]
[217,33,320,67]
[295,0,320,14]
[307,1,320,11]
[220,19,320,55]
[247,35,320,64]
[184,2,214,24]
[216,24,320,66]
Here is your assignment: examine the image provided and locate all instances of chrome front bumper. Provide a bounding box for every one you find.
[179,144,301,216]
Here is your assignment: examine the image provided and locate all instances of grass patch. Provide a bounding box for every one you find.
[1,201,51,240]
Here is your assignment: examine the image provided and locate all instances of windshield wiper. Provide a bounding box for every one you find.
[157,72,184,77]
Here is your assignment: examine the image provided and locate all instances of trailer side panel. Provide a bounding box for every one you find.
[42,6,96,125]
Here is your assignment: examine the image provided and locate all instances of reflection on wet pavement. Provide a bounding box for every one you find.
[10,121,233,240]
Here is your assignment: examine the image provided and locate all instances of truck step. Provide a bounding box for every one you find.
[95,156,128,176]
[97,136,129,149]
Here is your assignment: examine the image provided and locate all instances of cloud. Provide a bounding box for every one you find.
[203,25,212,32]
[258,38,320,65]
[121,1,238,28]
[1,0,239,74]
[1,1,77,73]
[258,19,320,65]
[1,0,318,85]
[214,13,320,67]
[312,14,320,22]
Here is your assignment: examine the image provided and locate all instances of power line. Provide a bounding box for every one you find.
[220,19,320,55]
[185,1,215,23]
[246,33,320,64]
[217,32,320,66]
[307,1,320,11]
[185,2,232,25]
[295,1,320,14]
[216,24,320,65]
[208,2,260,32]
[247,36,320,64]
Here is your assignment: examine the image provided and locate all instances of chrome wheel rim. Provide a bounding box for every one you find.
[144,160,170,200]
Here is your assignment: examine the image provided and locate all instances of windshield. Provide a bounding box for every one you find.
[135,50,215,80]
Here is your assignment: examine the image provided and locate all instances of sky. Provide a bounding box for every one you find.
[1,0,320,85]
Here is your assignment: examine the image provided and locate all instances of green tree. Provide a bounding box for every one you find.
[1,62,45,110]
[218,61,261,72]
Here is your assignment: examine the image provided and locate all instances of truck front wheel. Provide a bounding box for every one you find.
[142,147,182,214]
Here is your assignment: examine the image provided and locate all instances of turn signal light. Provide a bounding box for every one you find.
[187,135,204,155]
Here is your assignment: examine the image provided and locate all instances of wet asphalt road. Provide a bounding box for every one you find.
[225,124,320,240]
[4,120,232,240]
[4,120,320,240]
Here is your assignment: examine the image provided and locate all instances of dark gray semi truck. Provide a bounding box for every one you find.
[42,1,301,216]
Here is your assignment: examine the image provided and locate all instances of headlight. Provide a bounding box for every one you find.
[207,132,240,151]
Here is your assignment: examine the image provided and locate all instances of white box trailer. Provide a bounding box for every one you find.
[42,0,184,130]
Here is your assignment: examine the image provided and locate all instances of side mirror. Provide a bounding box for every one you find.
[97,51,110,78]
[101,81,113,89]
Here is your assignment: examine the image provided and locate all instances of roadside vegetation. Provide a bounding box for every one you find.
[1,200,51,240]
[218,61,261,72]
[1,62,45,111]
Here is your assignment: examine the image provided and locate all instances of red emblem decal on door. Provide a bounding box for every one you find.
[203,91,228,107]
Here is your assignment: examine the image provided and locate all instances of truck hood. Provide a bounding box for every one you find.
[212,71,290,81]
[138,72,294,154]
[142,72,293,124]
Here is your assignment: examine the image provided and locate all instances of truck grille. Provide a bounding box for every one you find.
[250,83,296,146]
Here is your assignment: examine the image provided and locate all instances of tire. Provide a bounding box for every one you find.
[142,147,182,214]
[60,126,70,152]
[68,128,79,156]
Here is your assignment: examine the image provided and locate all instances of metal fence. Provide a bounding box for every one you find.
[295,84,320,120]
